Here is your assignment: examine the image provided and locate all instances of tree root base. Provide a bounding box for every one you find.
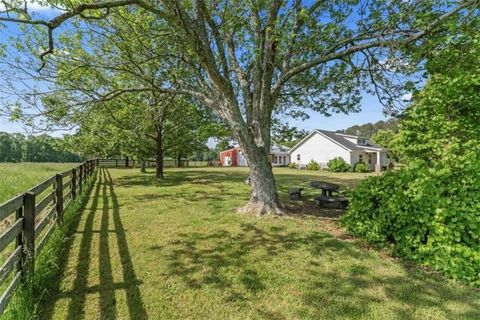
[236,201,285,216]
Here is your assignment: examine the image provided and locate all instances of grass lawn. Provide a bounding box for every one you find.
[0,162,79,203]
[40,167,479,320]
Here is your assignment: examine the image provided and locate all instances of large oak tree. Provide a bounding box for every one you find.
[1,0,478,214]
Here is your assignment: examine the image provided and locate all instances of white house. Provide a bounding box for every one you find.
[289,129,389,172]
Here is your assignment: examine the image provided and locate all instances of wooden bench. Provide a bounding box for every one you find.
[289,188,304,200]
[315,195,349,209]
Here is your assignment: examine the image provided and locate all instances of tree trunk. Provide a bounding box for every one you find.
[125,156,129,168]
[140,159,146,173]
[236,131,282,215]
[155,127,165,179]
[177,154,182,168]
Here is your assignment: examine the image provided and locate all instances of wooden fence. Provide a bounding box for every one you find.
[143,159,211,168]
[97,158,212,168]
[97,158,135,168]
[0,159,97,315]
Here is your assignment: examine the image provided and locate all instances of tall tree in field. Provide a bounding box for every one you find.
[1,1,477,214]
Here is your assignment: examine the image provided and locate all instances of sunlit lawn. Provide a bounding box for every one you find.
[40,167,479,319]
[0,162,79,203]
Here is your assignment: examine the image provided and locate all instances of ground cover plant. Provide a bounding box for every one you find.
[19,167,479,320]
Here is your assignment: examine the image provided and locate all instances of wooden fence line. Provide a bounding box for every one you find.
[96,158,212,168]
[0,159,98,315]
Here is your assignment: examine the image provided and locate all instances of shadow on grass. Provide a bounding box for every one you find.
[115,168,363,196]
[159,222,480,319]
[119,169,351,219]
[41,168,148,320]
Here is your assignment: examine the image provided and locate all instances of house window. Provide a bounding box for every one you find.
[359,154,363,162]
[297,154,301,161]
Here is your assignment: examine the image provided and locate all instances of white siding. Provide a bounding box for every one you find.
[290,132,351,166]
[238,152,247,167]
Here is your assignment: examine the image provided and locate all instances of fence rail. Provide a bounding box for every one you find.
[97,158,212,168]
[0,159,97,315]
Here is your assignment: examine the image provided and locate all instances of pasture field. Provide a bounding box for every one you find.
[0,163,79,203]
[36,167,479,320]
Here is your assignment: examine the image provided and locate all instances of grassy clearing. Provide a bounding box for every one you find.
[40,167,479,320]
[0,163,79,203]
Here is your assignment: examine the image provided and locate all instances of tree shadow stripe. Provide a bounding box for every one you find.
[106,168,149,319]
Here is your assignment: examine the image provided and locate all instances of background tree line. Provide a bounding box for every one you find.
[0,132,84,162]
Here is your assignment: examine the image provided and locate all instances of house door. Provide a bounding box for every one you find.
[223,156,231,166]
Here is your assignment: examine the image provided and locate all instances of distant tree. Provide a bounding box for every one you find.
[272,123,308,148]
[0,132,83,163]
[338,119,399,139]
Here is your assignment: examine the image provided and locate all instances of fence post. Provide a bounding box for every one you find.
[79,165,83,193]
[55,174,64,225]
[23,192,35,280]
[71,168,77,200]
[15,207,24,279]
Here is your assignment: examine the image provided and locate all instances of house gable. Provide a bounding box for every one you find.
[289,131,352,165]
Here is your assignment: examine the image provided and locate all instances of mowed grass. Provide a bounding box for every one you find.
[0,163,79,203]
[41,167,479,320]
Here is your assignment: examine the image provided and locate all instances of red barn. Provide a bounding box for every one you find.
[219,147,242,166]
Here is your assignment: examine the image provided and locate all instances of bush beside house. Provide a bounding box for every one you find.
[306,160,320,170]
[327,157,351,172]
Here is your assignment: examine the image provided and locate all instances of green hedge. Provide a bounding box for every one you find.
[341,158,480,286]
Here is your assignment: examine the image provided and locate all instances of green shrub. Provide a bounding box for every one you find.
[354,161,369,173]
[306,160,320,170]
[327,157,351,172]
[288,162,298,169]
[341,157,480,286]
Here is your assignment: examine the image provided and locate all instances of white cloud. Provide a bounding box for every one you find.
[401,92,413,101]
[0,1,59,13]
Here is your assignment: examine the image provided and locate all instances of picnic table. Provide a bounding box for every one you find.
[310,181,348,209]
[310,181,340,197]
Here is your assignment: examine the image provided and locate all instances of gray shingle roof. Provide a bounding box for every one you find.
[316,130,386,151]
[317,130,362,150]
